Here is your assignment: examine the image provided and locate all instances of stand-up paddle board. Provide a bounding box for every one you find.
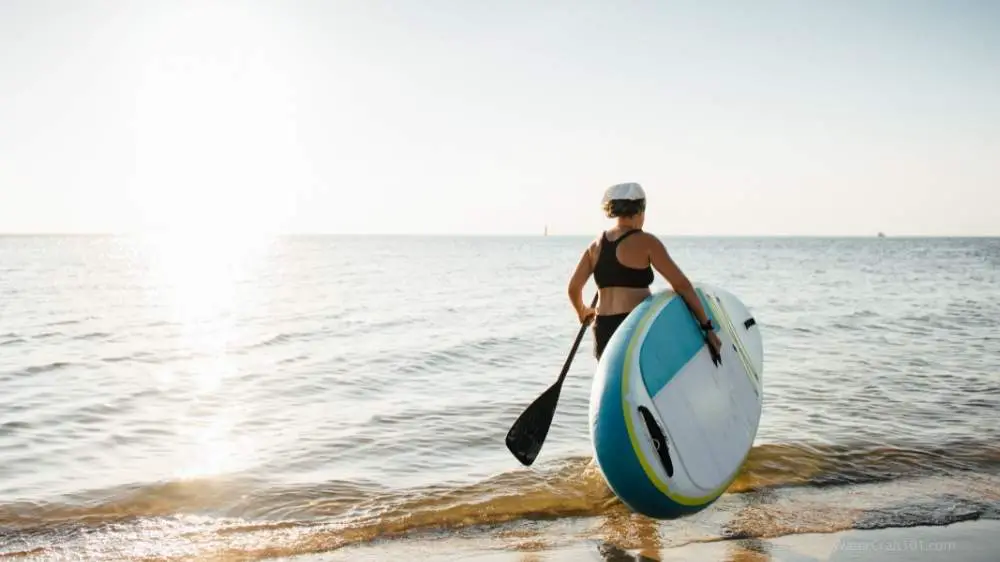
[589,284,764,519]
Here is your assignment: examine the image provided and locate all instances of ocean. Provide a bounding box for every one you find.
[1,234,998,561]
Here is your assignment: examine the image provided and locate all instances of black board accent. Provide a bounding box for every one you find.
[744,317,756,329]
[637,405,674,477]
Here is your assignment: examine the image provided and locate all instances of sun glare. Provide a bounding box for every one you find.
[139,227,267,480]
[172,410,253,481]
[127,2,304,240]
[123,3,306,480]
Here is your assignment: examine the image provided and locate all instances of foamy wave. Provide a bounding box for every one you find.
[3,438,999,542]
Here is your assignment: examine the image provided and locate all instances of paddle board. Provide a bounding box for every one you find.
[588,284,764,519]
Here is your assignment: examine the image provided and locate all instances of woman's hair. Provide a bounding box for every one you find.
[603,198,646,218]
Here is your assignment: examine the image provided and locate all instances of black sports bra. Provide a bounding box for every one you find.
[593,229,654,289]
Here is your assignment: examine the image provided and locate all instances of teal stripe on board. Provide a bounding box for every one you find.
[639,294,716,398]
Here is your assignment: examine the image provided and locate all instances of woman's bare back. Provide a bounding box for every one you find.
[588,227,653,316]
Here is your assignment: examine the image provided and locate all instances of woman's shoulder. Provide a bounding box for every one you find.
[634,230,666,250]
[627,229,655,243]
[583,232,604,261]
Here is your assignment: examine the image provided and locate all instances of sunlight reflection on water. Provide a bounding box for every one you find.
[138,230,276,481]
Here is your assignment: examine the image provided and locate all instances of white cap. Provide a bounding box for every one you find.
[602,182,646,203]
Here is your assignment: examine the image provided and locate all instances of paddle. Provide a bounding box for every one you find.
[505,292,599,466]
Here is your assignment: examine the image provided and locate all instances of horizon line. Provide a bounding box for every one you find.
[0,231,997,239]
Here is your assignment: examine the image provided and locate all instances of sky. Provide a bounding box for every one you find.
[0,0,997,236]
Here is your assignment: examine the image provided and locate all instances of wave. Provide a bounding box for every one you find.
[728,438,1000,492]
[3,362,74,379]
[240,311,429,352]
[29,332,60,340]
[392,334,546,376]
[240,315,353,351]
[44,319,81,327]
[245,330,316,350]
[2,438,999,559]
[72,332,113,341]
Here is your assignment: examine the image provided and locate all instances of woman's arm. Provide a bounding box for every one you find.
[647,236,712,327]
[567,243,597,321]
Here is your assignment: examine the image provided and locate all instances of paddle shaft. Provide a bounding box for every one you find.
[555,291,600,386]
[504,291,599,466]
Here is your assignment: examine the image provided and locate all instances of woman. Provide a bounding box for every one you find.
[567,182,722,361]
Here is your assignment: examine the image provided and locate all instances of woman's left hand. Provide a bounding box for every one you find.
[705,331,723,366]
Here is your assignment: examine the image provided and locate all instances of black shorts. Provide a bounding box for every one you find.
[592,313,629,360]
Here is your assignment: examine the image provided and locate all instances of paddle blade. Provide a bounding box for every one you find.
[505,381,563,466]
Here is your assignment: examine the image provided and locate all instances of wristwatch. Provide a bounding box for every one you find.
[700,319,714,331]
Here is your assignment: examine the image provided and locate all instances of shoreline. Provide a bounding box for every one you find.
[291,518,1000,561]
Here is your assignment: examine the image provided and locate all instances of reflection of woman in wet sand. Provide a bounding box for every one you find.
[594,497,773,562]
[595,503,662,561]
[593,486,781,561]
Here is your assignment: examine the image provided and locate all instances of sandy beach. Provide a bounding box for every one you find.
[294,519,1000,561]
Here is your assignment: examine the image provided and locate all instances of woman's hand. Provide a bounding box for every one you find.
[577,306,597,325]
[705,330,723,366]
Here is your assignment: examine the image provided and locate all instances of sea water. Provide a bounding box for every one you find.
[1,235,998,559]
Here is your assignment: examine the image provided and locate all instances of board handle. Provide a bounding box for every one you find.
[638,406,674,478]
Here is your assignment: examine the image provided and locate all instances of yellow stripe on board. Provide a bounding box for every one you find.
[621,293,672,496]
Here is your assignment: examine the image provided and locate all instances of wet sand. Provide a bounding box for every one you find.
[296,518,1000,561]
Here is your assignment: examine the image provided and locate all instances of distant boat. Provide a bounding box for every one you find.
[544,225,548,236]
[877,232,886,238]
